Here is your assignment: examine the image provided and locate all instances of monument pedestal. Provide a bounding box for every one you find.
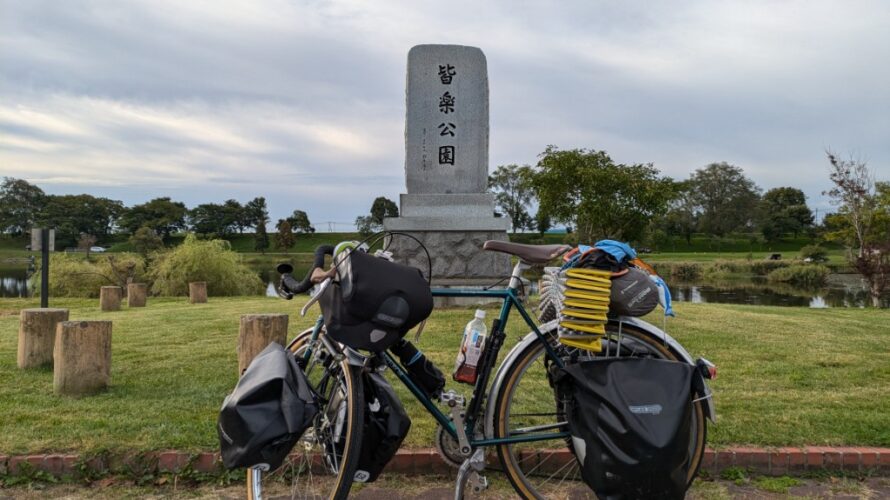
[383,220,512,306]
[383,225,510,280]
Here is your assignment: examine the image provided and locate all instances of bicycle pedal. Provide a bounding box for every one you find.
[440,389,465,407]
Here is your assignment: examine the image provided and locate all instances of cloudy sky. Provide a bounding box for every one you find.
[2,0,888,229]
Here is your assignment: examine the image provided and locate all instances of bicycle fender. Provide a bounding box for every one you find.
[482,317,715,440]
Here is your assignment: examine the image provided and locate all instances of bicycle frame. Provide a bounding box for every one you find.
[298,260,574,449]
[383,284,570,448]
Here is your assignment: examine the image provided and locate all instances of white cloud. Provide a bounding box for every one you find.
[1,0,888,224]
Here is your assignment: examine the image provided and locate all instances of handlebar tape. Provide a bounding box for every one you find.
[280,244,335,295]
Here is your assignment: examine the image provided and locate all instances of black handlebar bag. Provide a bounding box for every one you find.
[320,250,433,352]
[218,343,318,471]
[558,357,695,499]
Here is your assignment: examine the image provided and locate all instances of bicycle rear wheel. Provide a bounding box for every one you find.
[493,322,707,499]
[247,329,364,500]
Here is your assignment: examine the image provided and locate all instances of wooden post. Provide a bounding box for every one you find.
[238,314,289,374]
[100,286,122,311]
[127,283,147,307]
[54,321,112,396]
[17,308,69,369]
[189,282,208,304]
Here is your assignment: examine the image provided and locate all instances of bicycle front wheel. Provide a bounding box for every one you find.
[494,322,707,499]
[247,329,364,500]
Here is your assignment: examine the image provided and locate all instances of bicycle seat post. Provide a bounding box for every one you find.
[507,261,530,291]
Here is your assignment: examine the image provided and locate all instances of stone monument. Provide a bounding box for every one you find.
[384,44,510,283]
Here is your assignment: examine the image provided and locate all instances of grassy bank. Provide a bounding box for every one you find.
[1,297,888,454]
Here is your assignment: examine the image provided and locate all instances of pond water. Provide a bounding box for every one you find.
[668,275,888,308]
[2,261,886,308]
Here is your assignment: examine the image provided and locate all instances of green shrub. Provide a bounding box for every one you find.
[799,244,828,262]
[653,262,702,281]
[702,259,747,279]
[767,264,830,287]
[750,260,791,275]
[148,234,264,296]
[31,253,148,298]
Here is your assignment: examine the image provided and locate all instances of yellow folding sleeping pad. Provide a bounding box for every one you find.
[557,267,612,352]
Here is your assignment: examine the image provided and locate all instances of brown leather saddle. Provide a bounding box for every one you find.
[482,240,572,265]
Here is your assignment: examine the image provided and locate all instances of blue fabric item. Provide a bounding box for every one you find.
[560,244,594,270]
[593,240,637,262]
[649,275,675,317]
[407,350,423,365]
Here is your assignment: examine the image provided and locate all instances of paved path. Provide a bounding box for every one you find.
[2,475,889,499]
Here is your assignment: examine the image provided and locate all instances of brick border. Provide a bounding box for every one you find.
[1,447,888,478]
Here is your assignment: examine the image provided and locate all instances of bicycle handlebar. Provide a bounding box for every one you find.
[277,244,335,299]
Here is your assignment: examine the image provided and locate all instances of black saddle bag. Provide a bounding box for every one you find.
[320,250,433,352]
[352,372,411,483]
[558,357,695,499]
[218,343,318,471]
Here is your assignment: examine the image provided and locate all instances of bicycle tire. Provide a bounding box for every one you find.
[493,322,707,499]
[247,329,365,500]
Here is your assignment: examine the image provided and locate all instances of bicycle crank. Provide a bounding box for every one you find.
[435,424,469,468]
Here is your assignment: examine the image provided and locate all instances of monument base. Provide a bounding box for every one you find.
[383,229,513,307]
[383,229,511,280]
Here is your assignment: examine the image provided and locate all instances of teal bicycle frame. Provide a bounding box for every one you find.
[300,279,571,450]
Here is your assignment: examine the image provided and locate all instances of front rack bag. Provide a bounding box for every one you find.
[558,357,695,499]
[320,249,433,352]
[218,343,318,471]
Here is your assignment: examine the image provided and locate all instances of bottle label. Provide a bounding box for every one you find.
[464,329,484,367]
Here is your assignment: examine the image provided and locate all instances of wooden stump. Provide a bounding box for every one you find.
[54,321,112,396]
[17,308,69,369]
[237,314,289,374]
[189,282,208,304]
[127,283,147,307]
[100,286,122,311]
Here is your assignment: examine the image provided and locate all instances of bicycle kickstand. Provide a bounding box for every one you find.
[454,447,487,500]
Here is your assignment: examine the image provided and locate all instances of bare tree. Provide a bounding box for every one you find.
[824,151,890,307]
[78,233,97,259]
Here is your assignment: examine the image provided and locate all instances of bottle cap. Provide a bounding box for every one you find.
[474,309,486,319]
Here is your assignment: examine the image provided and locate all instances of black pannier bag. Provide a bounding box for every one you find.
[320,249,433,352]
[558,358,695,499]
[352,372,411,483]
[218,343,317,471]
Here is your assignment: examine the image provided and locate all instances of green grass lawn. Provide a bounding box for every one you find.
[1,296,888,454]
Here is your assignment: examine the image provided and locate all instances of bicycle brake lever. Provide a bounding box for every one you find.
[300,277,332,317]
[277,286,294,300]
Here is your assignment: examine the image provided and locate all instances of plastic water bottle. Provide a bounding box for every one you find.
[453,309,487,384]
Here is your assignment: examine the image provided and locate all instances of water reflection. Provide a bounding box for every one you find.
[669,275,889,308]
[0,268,30,298]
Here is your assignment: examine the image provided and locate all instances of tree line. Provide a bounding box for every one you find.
[0,179,315,253]
[489,146,888,307]
[489,147,819,246]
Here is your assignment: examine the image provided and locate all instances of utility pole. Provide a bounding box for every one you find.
[40,228,49,308]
